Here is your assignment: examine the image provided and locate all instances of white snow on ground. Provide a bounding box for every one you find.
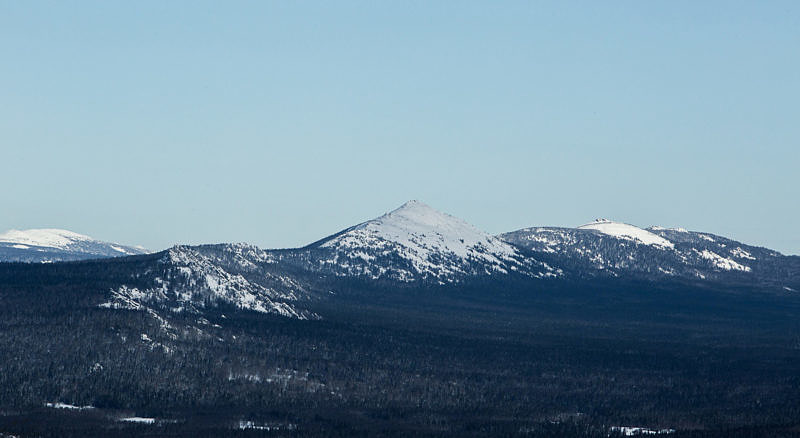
[523,231,560,253]
[120,417,156,424]
[238,421,270,430]
[321,200,523,279]
[110,245,133,254]
[610,426,675,435]
[0,228,148,256]
[649,226,688,233]
[578,220,674,248]
[730,247,756,260]
[99,286,156,311]
[44,402,94,410]
[237,420,297,431]
[101,247,312,321]
[696,249,751,272]
[0,229,92,249]
[658,267,676,276]
[326,200,518,259]
[164,247,307,318]
[228,372,263,383]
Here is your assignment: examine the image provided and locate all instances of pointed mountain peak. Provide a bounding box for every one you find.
[377,200,471,231]
[388,200,443,217]
[312,200,538,281]
[391,199,435,213]
[397,199,426,208]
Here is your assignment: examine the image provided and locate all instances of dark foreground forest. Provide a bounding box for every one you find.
[1,261,800,437]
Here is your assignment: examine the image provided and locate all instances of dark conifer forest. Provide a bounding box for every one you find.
[1,258,800,437]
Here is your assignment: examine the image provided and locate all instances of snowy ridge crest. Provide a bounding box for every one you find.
[498,217,797,288]
[0,228,148,262]
[0,228,95,249]
[578,220,674,248]
[102,245,313,320]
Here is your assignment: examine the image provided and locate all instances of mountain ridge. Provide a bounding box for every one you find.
[0,228,149,263]
[3,202,798,303]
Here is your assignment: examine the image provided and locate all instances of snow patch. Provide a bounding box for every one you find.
[730,247,756,260]
[610,426,675,436]
[110,245,132,254]
[696,249,751,272]
[237,420,297,431]
[99,286,161,311]
[44,402,94,410]
[120,417,156,424]
[657,267,676,276]
[578,220,674,248]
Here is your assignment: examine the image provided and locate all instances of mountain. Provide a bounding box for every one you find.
[275,200,561,283]
[0,228,149,262]
[501,219,800,291]
[2,203,800,437]
[2,207,796,323]
[100,244,316,322]
[78,209,798,328]
[4,206,796,295]
[71,201,575,329]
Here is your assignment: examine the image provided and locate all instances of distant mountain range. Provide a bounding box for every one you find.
[502,220,799,291]
[1,201,797,320]
[3,201,800,437]
[0,228,149,262]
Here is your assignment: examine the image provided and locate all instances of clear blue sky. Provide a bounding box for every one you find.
[1,1,798,254]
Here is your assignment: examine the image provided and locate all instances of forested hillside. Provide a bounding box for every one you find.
[1,259,799,437]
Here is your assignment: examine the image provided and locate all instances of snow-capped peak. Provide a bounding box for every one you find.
[325,200,518,260]
[577,220,674,248]
[0,228,94,250]
[311,200,538,281]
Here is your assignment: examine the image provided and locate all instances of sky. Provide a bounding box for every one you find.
[1,1,799,254]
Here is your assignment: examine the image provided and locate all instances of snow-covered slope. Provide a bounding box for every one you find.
[101,244,315,320]
[0,228,148,262]
[1,228,96,250]
[323,200,517,261]
[281,200,559,282]
[578,220,674,248]
[501,220,799,290]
